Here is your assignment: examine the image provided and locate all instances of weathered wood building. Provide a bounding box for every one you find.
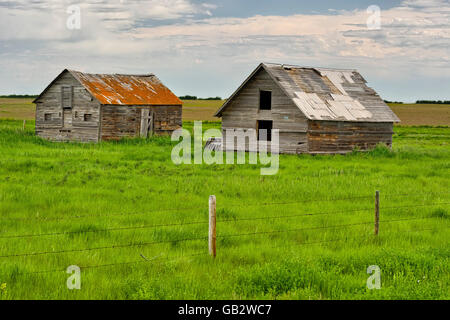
[214,63,400,154]
[34,69,182,142]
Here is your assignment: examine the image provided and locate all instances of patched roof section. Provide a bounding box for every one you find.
[215,63,399,123]
[264,63,399,122]
[69,70,182,106]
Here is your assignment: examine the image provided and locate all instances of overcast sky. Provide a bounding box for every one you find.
[0,0,449,101]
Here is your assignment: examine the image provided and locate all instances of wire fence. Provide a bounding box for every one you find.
[1,191,449,275]
[1,191,448,223]
[0,202,448,241]
[14,225,450,276]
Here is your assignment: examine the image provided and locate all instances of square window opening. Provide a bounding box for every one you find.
[44,113,52,121]
[259,90,272,110]
[84,114,92,121]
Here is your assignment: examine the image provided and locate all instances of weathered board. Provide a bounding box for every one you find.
[216,63,398,154]
[221,67,309,154]
[100,105,182,141]
[308,121,393,153]
[35,71,101,142]
[34,70,182,142]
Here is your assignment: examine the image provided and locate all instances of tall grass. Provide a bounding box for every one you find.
[0,120,448,300]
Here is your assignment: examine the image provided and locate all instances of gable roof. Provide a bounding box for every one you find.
[34,69,182,106]
[215,63,400,123]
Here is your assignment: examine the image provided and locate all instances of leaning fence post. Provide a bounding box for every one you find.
[375,190,380,236]
[209,195,216,258]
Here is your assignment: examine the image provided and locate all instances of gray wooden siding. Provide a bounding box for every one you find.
[100,106,140,140]
[100,105,182,140]
[150,105,182,134]
[35,70,182,142]
[221,68,309,154]
[35,71,101,142]
[308,121,393,153]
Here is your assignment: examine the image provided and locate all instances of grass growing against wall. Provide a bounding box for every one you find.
[0,120,448,300]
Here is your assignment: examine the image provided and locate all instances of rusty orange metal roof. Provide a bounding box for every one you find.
[68,70,182,106]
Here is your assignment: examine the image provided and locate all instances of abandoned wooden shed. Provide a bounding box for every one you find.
[33,69,182,142]
[214,63,400,154]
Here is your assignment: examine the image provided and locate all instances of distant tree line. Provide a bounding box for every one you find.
[384,100,450,105]
[0,94,38,98]
[415,100,450,104]
[384,100,404,104]
[179,95,197,100]
[179,95,222,100]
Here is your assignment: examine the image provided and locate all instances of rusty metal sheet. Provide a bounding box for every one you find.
[69,70,182,106]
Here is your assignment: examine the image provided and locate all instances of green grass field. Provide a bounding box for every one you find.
[0,98,224,122]
[0,120,448,299]
[1,97,449,125]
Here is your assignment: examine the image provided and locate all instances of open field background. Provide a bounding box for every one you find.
[0,98,224,122]
[1,98,449,125]
[0,119,448,299]
[181,99,223,122]
[388,103,450,126]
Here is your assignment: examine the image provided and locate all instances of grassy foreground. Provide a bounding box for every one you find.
[0,120,449,300]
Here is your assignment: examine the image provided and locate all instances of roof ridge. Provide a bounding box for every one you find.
[112,73,155,77]
[216,62,399,123]
[68,69,155,77]
[262,62,356,72]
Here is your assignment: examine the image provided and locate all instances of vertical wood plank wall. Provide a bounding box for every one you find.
[221,68,309,154]
[35,71,101,142]
[100,105,182,141]
[307,121,394,153]
[35,71,182,142]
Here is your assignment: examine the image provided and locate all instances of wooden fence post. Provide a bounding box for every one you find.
[209,195,216,258]
[375,190,380,236]
[23,120,26,131]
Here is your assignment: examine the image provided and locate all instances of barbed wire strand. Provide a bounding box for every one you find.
[382,203,450,210]
[382,192,450,199]
[0,235,209,259]
[217,216,440,240]
[1,192,448,223]
[220,202,450,224]
[0,220,210,240]
[2,201,449,240]
[0,195,376,222]
[0,205,204,222]
[0,207,373,240]
[19,252,208,275]
[1,216,445,259]
[220,225,450,254]
[11,226,449,275]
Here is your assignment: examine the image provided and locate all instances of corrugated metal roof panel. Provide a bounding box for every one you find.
[293,92,336,120]
[262,63,400,123]
[69,70,182,106]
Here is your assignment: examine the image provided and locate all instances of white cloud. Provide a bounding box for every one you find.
[0,0,217,40]
[127,1,450,69]
[402,0,449,8]
[0,0,449,100]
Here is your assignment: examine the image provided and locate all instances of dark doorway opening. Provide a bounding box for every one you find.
[257,120,273,141]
